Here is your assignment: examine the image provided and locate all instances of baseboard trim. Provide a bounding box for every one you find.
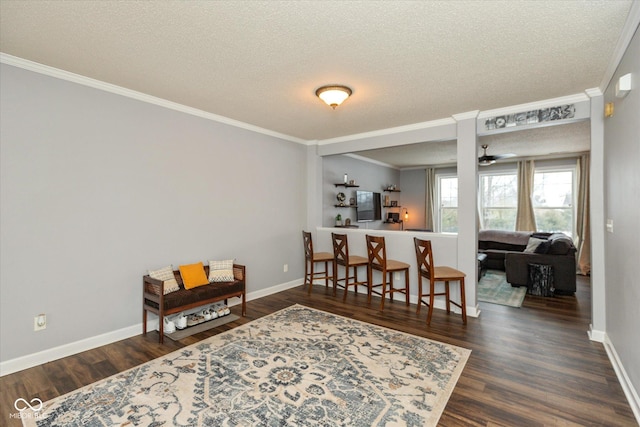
[328,284,480,318]
[0,278,305,377]
[242,278,303,303]
[603,334,640,424]
[588,324,606,342]
[0,323,143,377]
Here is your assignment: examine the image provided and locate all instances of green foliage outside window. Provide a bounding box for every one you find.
[441,208,458,232]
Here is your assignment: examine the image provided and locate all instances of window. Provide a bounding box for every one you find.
[533,168,575,237]
[479,172,518,230]
[436,164,575,235]
[437,175,458,232]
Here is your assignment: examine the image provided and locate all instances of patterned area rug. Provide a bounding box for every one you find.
[22,305,470,427]
[478,269,527,307]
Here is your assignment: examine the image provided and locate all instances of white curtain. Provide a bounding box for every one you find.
[516,160,537,231]
[576,154,591,275]
[424,168,435,231]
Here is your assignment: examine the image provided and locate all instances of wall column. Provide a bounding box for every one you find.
[454,111,480,317]
[586,89,606,341]
[306,143,323,231]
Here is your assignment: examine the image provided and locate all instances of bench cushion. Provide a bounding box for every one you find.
[145,279,244,311]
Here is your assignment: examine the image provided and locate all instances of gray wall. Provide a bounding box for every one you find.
[322,155,399,229]
[399,169,427,230]
[0,64,307,362]
[603,26,640,402]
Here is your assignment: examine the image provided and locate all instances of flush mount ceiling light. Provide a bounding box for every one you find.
[316,85,352,109]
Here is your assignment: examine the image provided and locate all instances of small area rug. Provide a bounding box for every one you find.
[23,305,470,426]
[478,269,527,307]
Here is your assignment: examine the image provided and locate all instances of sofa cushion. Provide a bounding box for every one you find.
[478,230,531,251]
[534,241,551,254]
[148,265,180,294]
[547,234,575,255]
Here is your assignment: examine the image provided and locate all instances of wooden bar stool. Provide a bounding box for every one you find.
[366,235,410,311]
[331,232,369,301]
[414,237,467,325]
[302,231,333,294]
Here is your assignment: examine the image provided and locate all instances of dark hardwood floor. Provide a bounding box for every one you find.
[1,275,637,426]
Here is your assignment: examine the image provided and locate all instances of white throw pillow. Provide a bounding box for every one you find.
[524,237,546,253]
[208,259,235,282]
[148,265,180,294]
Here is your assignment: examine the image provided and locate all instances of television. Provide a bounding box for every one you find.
[356,190,382,222]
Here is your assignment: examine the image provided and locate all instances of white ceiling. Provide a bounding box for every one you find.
[0,0,634,146]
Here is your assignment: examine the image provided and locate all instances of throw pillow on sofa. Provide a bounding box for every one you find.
[208,259,235,282]
[534,240,551,254]
[148,265,180,294]
[548,234,574,255]
[179,262,209,289]
[524,237,547,253]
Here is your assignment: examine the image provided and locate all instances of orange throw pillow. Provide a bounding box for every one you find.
[179,262,209,289]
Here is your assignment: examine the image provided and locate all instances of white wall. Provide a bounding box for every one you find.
[455,113,480,311]
[0,64,307,363]
[603,24,640,415]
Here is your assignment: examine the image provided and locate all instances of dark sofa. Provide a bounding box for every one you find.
[478,230,577,295]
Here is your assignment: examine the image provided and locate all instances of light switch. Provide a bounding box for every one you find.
[606,219,613,233]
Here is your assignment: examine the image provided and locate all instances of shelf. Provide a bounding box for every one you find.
[334,183,360,188]
[384,188,401,192]
[334,204,357,208]
[383,205,401,208]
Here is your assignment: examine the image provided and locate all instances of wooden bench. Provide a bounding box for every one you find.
[143,264,246,343]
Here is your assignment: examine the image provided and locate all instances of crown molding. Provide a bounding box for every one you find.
[452,110,480,121]
[343,153,399,170]
[1,49,618,149]
[585,87,603,98]
[316,117,456,146]
[599,1,640,92]
[0,53,306,145]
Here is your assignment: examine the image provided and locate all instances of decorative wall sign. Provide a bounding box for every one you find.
[484,104,575,130]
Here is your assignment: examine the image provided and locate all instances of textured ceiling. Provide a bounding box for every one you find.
[0,1,633,144]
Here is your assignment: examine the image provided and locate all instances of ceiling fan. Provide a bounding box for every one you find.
[478,144,516,166]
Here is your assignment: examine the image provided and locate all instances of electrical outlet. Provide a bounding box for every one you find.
[34,314,46,331]
[283,264,288,273]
